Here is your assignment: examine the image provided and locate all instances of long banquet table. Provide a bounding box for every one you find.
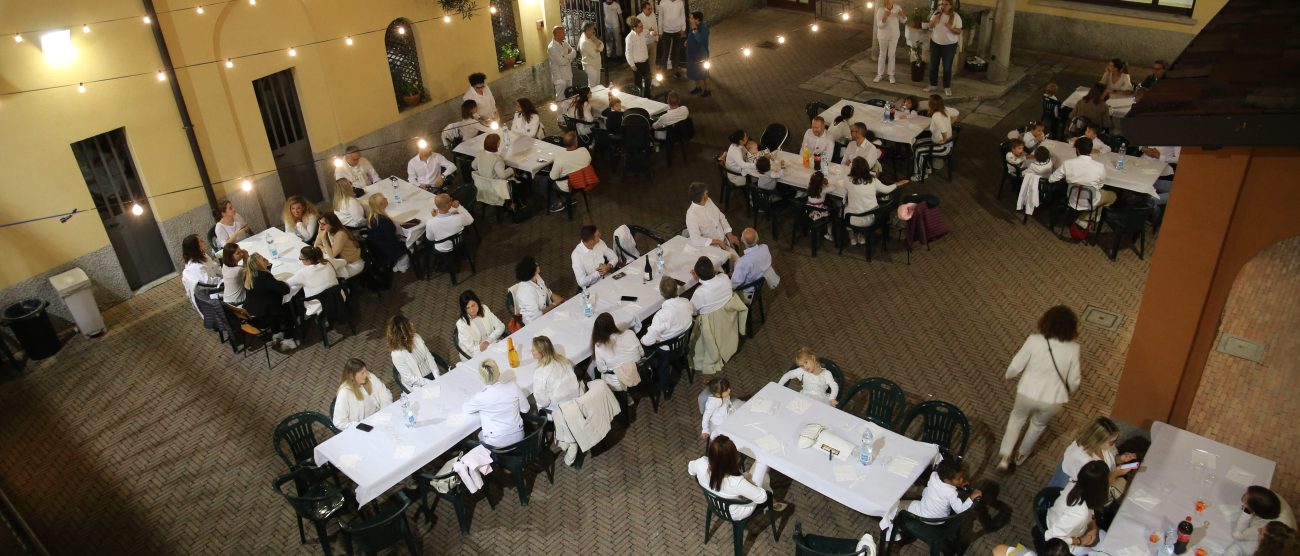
[360,177,437,249]
[1040,140,1167,198]
[314,235,729,505]
[237,227,310,303]
[453,130,563,174]
[1061,85,1137,118]
[818,99,937,145]
[590,85,668,118]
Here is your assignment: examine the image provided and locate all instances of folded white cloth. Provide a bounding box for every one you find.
[1016,174,1042,215]
[453,445,494,493]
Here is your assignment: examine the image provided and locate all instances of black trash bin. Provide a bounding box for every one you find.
[2,299,61,360]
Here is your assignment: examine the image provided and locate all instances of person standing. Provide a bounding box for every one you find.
[601,0,624,57]
[925,0,962,97]
[874,0,904,84]
[997,305,1082,471]
[657,0,686,77]
[578,22,604,87]
[548,26,577,99]
[685,12,711,97]
[625,17,652,95]
[637,2,660,72]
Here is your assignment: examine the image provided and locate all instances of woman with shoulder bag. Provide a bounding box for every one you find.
[997,305,1082,471]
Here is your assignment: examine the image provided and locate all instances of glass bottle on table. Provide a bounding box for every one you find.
[507,337,520,368]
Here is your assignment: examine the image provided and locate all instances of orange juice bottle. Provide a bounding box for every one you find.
[801,147,810,168]
[507,337,520,368]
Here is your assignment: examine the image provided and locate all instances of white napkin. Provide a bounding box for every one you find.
[785,398,811,415]
[1226,465,1256,486]
[336,453,363,470]
[1128,489,1161,511]
[446,413,466,426]
[420,385,441,399]
[746,399,775,415]
[755,434,785,454]
[371,413,392,425]
[833,465,859,483]
[886,456,918,477]
[393,445,416,459]
[1116,547,1147,556]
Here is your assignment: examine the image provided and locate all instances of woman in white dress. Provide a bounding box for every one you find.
[387,313,443,391]
[777,347,839,405]
[181,234,221,316]
[591,312,643,391]
[219,244,248,305]
[874,0,904,83]
[455,290,506,359]
[843,157,907,245]
[286,246,339,298]
[511,98,544,139]
[330,178,367,228]
[212,200,252,247]
[282,195,320,243]
[687,435,771,520]
[463,359,530,446]
[332,358,393,429]
[531,336,584,465]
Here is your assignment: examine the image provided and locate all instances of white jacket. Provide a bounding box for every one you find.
[332,381,393,429]
[463,382,530,446]
[687,456,767,520]
[910,472,974,519]
[1006,334,1081,405]
[391,334,443,391]
[548,39,576,83]
[455,307,506,359]
[778,367,839,403]
[558,379,620,451]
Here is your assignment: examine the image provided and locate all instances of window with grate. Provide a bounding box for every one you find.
[491,0,525,71]
[1069,0,1194,15]
[385,18,427,110]
[71,128,144,221]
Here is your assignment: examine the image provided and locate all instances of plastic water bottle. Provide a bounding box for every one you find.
[1163,526,1177,555]
[401,394,415,428]
[882,105,890,123]
[582,286,593,318]
[655,245,665,276]
[859,428,875,466]
[1116,143,1127,171]
[267,237,278,259]
[393,181,401,204]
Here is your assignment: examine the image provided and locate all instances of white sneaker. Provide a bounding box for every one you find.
[888,75,896,84]
[922,85,933,93]
[944,88,953,96]
[873,75,883,83]
[279,338,298,350]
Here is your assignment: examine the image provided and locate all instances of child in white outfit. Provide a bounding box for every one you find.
[700,378,741,440]
[778,347,839,405]
[910,458,982,519]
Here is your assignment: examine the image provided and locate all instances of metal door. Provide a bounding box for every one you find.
[253,69,321,203]
[561,0,608,82]
[70,128,175,290]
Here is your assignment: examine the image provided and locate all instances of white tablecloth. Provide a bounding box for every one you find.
[590,85,668,118]
[1062,86,1137,117]
[453,130,563,174]
[769,150,850,199]
[314,235,729,505]
[717,382,939,518]
[1040,140,1166,198]
[360,177,437,249]
[819,99,934,145]
[237,227,309,302]
[1097,422,1275,555]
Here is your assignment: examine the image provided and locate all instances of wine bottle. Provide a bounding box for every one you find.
[507,337,520,368]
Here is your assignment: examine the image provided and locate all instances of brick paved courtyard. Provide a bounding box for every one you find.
[0,9,1191,555]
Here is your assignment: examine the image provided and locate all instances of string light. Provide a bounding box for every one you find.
[82,24,90,33]
[156,70,166,81]
[490,6,498,14]
[225,58,233,68]
[143,16,152,24]
[77,82,85,93]
[332,157,343,168]
[130,203,144,216]
[777,35,785,44]
[811,23,820,32]
[548,102,558,112]
[841,12,850,21]
[249,0,256,5]
[345,36,353,45]
[742,47,752,57]
[489,121,500,130]
[287,47,297,57]
[240,179,252,192]
[702,60,711,69]
[611,87,620,96]
[654,72,663,82]
[196,6,204,14]
[443,15,452,23]
[417,138,428,149]
[14,34,22,43]
[866,1,875,7]
[397,26,405,35]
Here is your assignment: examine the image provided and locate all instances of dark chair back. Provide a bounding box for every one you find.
[805,101,830,120]
[206,226,221,257]
[650,325,693,361]
[627,224,666,244]
[699,484,756,522]
[304,284,349,322]
[1034,487,1062,531]
[272,467,347,523]
[899,401,971,458]
[505,290,517,320]
[273,411,342,470]
[841,377,907,430]
[339,492,419,555]
[760,123,788,152]
[1041,96,1062,125]
[793,522,870,556]
[864,99,887,107]
[668,117,696,143]
[613,235,637,266]
[894,505,974,553]
[484,414,546,463]
[451,326,472,360]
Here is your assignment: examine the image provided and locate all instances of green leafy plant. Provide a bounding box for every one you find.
[438,0,478,19]
[499,43,520,60]
[399,81,427,99]
[908,6,931,28]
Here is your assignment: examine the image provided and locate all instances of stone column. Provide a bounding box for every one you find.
[987,0,1015,83]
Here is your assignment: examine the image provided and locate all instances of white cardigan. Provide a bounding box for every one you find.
[533,359,582,411]
[1006,334,1081,405]
[332,381,393,429]
[455,306,506,359]
[391,334,443,391]
[1045,492,1092,545]
[687,456,768,520]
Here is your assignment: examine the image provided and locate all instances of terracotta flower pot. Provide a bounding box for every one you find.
[501,56,517,69]
[402,94,422,107]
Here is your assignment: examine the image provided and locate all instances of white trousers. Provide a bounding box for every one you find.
[876,33,899,77]
[554,78,571,99]
[998,394,1064,458]
[583,65,601,87]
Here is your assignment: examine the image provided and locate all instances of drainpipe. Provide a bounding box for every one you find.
[142,0,219,213]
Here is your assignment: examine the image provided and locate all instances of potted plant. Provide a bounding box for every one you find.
[499,43,520,69]
[905,5,931,54]
[399,82,425,107]
[909,40,927,82]
[438,0,479,19]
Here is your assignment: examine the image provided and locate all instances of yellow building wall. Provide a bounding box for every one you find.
[962,0,1228,35]
[0,0,557,291]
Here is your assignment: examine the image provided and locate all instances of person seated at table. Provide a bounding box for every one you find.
[473,133,521,211]
[842,123,881,171]
[314,213,365,279]
[800,116,834,161]
[700,377,740,440]
[1072,83,1109,134]
[830,105,855,145]
[241,253,296,349]
[685,181,740,251]
[1100,58,1134,96]
[455,290,506,359]
[1022,122,1047,151]
[1226,486,1297,556]
[743,139,767,164]
[753,157,783,192]
[992,538,1072,556]
[1048,417,1137,496]
[282,195,320,243]
[844,157,906,245]
[181,234,221,315]
[330,178,367,228]
[571,224,618,288]
[911,95,955,182]
[548,131,593,213]
[364,194,410,273]
[689,255,732,315]
[721,130,757,185]
[640,276,694,396]
[688,435,771,520]
[463,359,531,447]
[335,145,381,188]
[1046,460,1109,555]
[332,358,393,430]
[1049,138,1111,237]
[602,96,626,134]
[386,313,443,391]
[511,98,544,139]
[1138,60,1166,91]
[590,312,644,393]
[442,99,483,149]
[802,172,832,241]
[731,228,772,295]
[513,255,565,324]
[463,72,499,121]
[1141,146,1181,227]
[219,244,248,305]
[407,141,457,191]
[564,87,596,141]
[425,193,474,252]
[1005,139,1028,173]
[1043,83,1060,104]
[911,457,983,520]
[1237,521,1299,556]
[1070,124,1111,155]
[1027,147,1053,178]
[212,200,252,247]
[778,347,839,405]
[287,246,339,298]
[531,335,584,465]
[652,91,689,141]
[894,95,920,118]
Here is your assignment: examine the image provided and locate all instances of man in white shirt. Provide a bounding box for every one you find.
[548,131,593,212]
[571,224,617,288]
[841,122,881,170]
[548,26,577,99]
[425,193,474,251]
[800,117,834,159]
[334,146,380,188]
[462,73,498,121]
[578,22,604,88]
[637,2,660,71]
[689,256,732,315]
[1049,138,1113,231]
[730,228,771,296]
[640,276,693,397]
[685,182,739,251]
[406,143,457,191]
[1070,124,1112,155]
[625,18,651,95]
[657,0,686,76]
[652,92,688,140]
[1142,145,1180,166]
[602,0,624,57]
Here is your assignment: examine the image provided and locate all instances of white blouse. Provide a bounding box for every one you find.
[286,214,318,242]
[334,196,366,228]
[214,218,245,246]
[1006,334,1082,405]
[1044,493,1092,544]
[513,278,553,325]
[391,334,443,391]
[779,366,839,403]
[455,306,506,359]
[929,112,953,144]
[182,259,221,316]
[287,263,339,298]
[463,381,531,446]
[221,265,246,304]
[512,113,543,139]
[701,395,739,437]
[1060,441,1116,482]
[332,381,393,429]
[533,359,582,410]
[687,456,768,520]
[595,329,644,371]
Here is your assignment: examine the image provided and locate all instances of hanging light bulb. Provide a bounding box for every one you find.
[841,12,850,21]
[654,72,663,82]
[240,179,253,192]
[443,15,452,23]
[14,34,22,43]
[811,23,820,32]
[742,47,752,57]
[249,0,256,5]
[702,60,711,70]
[82,24,91,33]
[345,36,353,45]
[196,5,205,14]
[417,138,428,150]
[866,1,874,7]
[131,203,144,216]
[397,26,406,35]
[489,120,500,130]
[490,6,498,14]
[225,58,233,68]
[144,16,153,24]
[548,102,558,112]
[288,47,297,57]
[611,87,620,96]
[333,157,343,168]
[77,82,86,93]
[156,70,167,81]
[777,35,786,44]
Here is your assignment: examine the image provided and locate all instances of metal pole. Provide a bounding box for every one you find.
[141,0,219,214]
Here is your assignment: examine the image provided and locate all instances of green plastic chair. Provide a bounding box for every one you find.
[339,491,421,556]
[467,414,554,507]
[839,378,908,431]
[273,468,350,556]
[794,522,871,555]
[898,400,970,460]
[883,506,973,556]
[785,357,846,405]
[699,484,780,556]
[273,411,343,484]
[391,350,450,395]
